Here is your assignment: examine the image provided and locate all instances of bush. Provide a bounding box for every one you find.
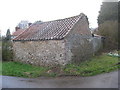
[97,20,118,51]
[2,38,13,61]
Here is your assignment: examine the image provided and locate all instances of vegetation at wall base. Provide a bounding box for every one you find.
[63,53,119,76]
[0,61,2,75]
[2,29,13,61]
[2,61,49,78]
[2,52,119,78]
[2,40,13,61]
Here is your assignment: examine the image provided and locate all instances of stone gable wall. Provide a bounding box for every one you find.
[64,15,100,63]
[65,35,94,63]
[91,37,103,53]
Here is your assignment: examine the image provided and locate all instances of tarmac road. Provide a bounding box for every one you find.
[1,70,119,88]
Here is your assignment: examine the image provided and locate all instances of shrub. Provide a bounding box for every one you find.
[2,38,13,61]
[97,20,118,51]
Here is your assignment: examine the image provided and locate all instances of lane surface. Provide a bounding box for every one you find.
[1,70,119,88]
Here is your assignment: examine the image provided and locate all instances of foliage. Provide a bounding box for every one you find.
[0,40,2,61]
[2,53,119,77]
[118,1,120,23]
[98,2,118,25]
[63,53,119,76]
[2,61,49,78]
[2,40,13,61]
[97,21,118,50]
[6,29,11,40]
[0,61,2,75]
[97,2,119,50]
[2,29,13,61]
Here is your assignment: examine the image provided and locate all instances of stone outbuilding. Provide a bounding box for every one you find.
[13,13,102,66]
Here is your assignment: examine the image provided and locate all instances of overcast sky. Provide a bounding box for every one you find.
[0,0,103,35]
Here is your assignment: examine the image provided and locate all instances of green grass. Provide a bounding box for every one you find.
[1,53,120,78]
[0,61,2,75]
[63,54,119,76]
[2,61,49,78]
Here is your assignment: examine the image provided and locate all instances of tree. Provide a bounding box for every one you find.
[98,2,118,25]
[118,1,120,50]
[97,21,118,50]
[118,2,120,27]
[97,2,118,50]
[6,29,11,40]
[2,29,13,61]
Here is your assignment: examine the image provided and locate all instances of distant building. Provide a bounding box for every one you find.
[12,21,32,39]
[18,21,30,29]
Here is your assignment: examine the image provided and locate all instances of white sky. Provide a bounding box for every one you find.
[0,0,103,35]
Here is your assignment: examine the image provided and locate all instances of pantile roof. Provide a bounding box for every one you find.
[12,29,25,36]
[13,13,87,41]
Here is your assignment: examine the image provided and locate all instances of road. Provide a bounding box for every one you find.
[1,70,119,88]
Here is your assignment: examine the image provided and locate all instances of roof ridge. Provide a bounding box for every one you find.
[62,14,84,38]
[13,13,86,41]
[45,14,82,23]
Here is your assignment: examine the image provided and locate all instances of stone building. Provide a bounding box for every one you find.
[13,13,102,66]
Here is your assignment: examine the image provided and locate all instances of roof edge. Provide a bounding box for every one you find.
[13,13,87,41]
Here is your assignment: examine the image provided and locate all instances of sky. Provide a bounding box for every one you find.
[0,0,104,35]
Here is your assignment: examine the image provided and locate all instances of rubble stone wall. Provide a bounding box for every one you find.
[13,40,66,66]
[64,15,94,63]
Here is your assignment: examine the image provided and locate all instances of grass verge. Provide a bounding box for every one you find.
[1,53,120,78]
[0,61,2,75]
[2,61,50,78]
[63,54,119,76]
